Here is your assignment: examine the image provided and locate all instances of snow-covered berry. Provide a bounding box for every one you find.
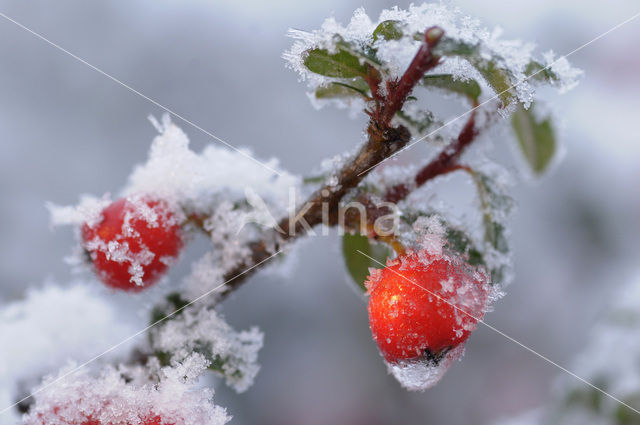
[81,195,182,291]
[366,250,490,363]
[27,410,171,425]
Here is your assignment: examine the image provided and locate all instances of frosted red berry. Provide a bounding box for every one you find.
[81,196,182,291]
[81,418,168,425]
[366,250,490,363]
[28,411,171,425]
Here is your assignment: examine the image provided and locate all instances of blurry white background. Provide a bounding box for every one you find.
[1,1,639,424]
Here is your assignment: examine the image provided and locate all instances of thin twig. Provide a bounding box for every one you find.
[384,102,479,203]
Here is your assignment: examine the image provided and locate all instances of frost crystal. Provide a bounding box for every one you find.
[284,3,581,113]
[0,283,141,425]
[387,344,466,391]
[150,305,263,393]
[125,115,299,215]
[48,195,112,228]
[23,355,230,425]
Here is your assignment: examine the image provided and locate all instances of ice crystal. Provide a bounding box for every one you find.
[284,3,581,113]
[150,305,263,393]
[23,354,229,425]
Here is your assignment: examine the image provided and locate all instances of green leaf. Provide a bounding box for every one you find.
[335,40,382,70]
[470,172,513,255]
[484,220,509,254]
[524,60,558,83]
[511,104,556,174]
[565,377,608,412]
[445,227,485,267]
[149,292,189,325]
[149,304,261,393]
[342,233,391,292]
[432,36,516,107]
[469,171,514,285]
[302,174,327,185]
[431,36,477,56]
[303,47,368,78]
[395,110,436,134]
[421,74,481,101]
[615,394,640,424]
[399,210,485,266]
[315,78,370,99]
[373,20,403,41]
[473,59,516,107]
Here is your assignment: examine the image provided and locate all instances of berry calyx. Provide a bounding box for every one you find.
[366,249,490,363]
[81,195,183,291]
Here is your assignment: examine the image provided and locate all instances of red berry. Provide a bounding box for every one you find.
[81,195,182,291]
[29,412,171,425]
[82,418,168,425]
[366,250,490,363]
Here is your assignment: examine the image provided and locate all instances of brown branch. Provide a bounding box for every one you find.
[161,26,445,303]
[221,124,412,296]
[224,102,479,296]
[116,28,480,383]
[217,27,448,296]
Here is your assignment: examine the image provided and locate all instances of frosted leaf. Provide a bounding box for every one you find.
[284,3,580,112]
[204,202,253,270]
[180,198,275,301]
[181,251,227,302]
[150,305,263,393]
[542,50,583,94]
[469,164,515,287]
[23,355,230,425]
[386,344,466,391]
[412,214,447,258]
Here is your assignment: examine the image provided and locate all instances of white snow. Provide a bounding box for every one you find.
[0,283,140,425]
[47,195,112,228]
[284,3,581,113]
[125,115,299,216]
[23,353,230,425]
[49,115,301,300]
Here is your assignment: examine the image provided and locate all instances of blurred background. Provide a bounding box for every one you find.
[1,1,639,424]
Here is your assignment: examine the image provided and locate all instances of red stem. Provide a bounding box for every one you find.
[384,105,479,203]
[379,27,444,126]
